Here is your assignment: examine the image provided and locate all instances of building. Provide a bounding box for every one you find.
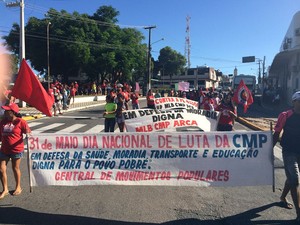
[159,66,221,90]
[269,11,300,104]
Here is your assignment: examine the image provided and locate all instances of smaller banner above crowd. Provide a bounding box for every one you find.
[154,97,199,110]
[178,81,190,92]
[123,108,220,132]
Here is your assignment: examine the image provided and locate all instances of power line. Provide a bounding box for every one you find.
[25,2,148,29]
[1,29,143,52]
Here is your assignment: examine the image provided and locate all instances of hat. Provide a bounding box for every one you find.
[292,91,300,101]
[2,103,19,113]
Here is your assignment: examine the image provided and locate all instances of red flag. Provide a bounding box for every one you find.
[232,79,254,113]
[11,59,54,116]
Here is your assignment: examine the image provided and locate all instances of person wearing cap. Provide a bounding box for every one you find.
[273,91,300,221]
[0,103,31,199]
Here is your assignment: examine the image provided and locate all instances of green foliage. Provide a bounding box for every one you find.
[158,46,186,76]
[2,5,184,87]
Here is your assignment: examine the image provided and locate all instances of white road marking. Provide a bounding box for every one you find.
[32,123,64,134]
[55,124,87,134]
[274,146,283,161]
[27,122,43,127]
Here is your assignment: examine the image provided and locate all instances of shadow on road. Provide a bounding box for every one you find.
[0,202,296,225]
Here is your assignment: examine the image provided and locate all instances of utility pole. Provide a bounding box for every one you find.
[47,22,51,90]
[258,59,261,82]
[6,0,25,65]
[185,15,191,69]
[144,25,156,93]
[7,0,26,108]
[262,56,266,91]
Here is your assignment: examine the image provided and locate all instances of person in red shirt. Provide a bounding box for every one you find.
[0,103,31,199]
[201,93,214,111]
[74,81,79,94]
[130,91,139,109]
[122,88,130,110]
[70,85,77,104]
[215,94,237,131]
[146,89,155,109]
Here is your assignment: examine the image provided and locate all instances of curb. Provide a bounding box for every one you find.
[236,117,265,131]
[22,114,44,121]
[22,102,105,121]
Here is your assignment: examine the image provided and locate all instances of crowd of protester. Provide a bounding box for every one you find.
[47,80,126,116]
[103,85,238,133]
[159,87,238,131]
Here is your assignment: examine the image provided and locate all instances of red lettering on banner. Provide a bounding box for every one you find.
[179,134,210,148]
[135,125,153,132]
[154,121,170,130]
[100,171,112,180]
[83,135,99,149]
[215,135,230,148]
[56,136,78,149]
[55,171,95,181]
[203,135,210,148]
[154,97,175,104]
[177,170,229,181]
[158,135,172,148]
[173,120,198,127]
[102,135,152,148]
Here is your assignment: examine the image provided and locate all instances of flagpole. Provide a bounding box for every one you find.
[25,134,33,193]
[47,21,51,90]
[270,122,275,192]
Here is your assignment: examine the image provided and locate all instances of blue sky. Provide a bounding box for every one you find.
[0,0,299,77]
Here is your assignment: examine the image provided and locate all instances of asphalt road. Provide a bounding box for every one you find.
[0,100,297,225]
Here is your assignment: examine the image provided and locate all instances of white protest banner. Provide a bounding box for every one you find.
[123,108,219,132]
[178,81,189,92]
[28,131,273,187]
[155,97,198,110]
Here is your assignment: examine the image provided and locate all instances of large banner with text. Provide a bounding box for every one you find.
[28,131,273,187]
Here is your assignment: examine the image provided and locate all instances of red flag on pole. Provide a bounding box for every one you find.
[11,59,54,116]
[232,79,254,113]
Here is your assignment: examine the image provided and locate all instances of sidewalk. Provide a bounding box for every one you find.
[236,98,291,131]
[20,96,106,121]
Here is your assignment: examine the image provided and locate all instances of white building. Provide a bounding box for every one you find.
[269,11,300,104]
[159,66,221,90]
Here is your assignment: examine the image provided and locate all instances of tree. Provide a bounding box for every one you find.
[157,46,186,86]
[2,6,147,85]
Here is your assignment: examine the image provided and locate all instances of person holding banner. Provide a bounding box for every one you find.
[215,94,237,131]
[273,91,300,221]
[0,103,31,199]
[116,93,126,132]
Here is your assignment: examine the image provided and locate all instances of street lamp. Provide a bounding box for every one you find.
[151,38,164,88]
[152,38,164,46]
[47,21,51,90]
[144,25,156,92]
